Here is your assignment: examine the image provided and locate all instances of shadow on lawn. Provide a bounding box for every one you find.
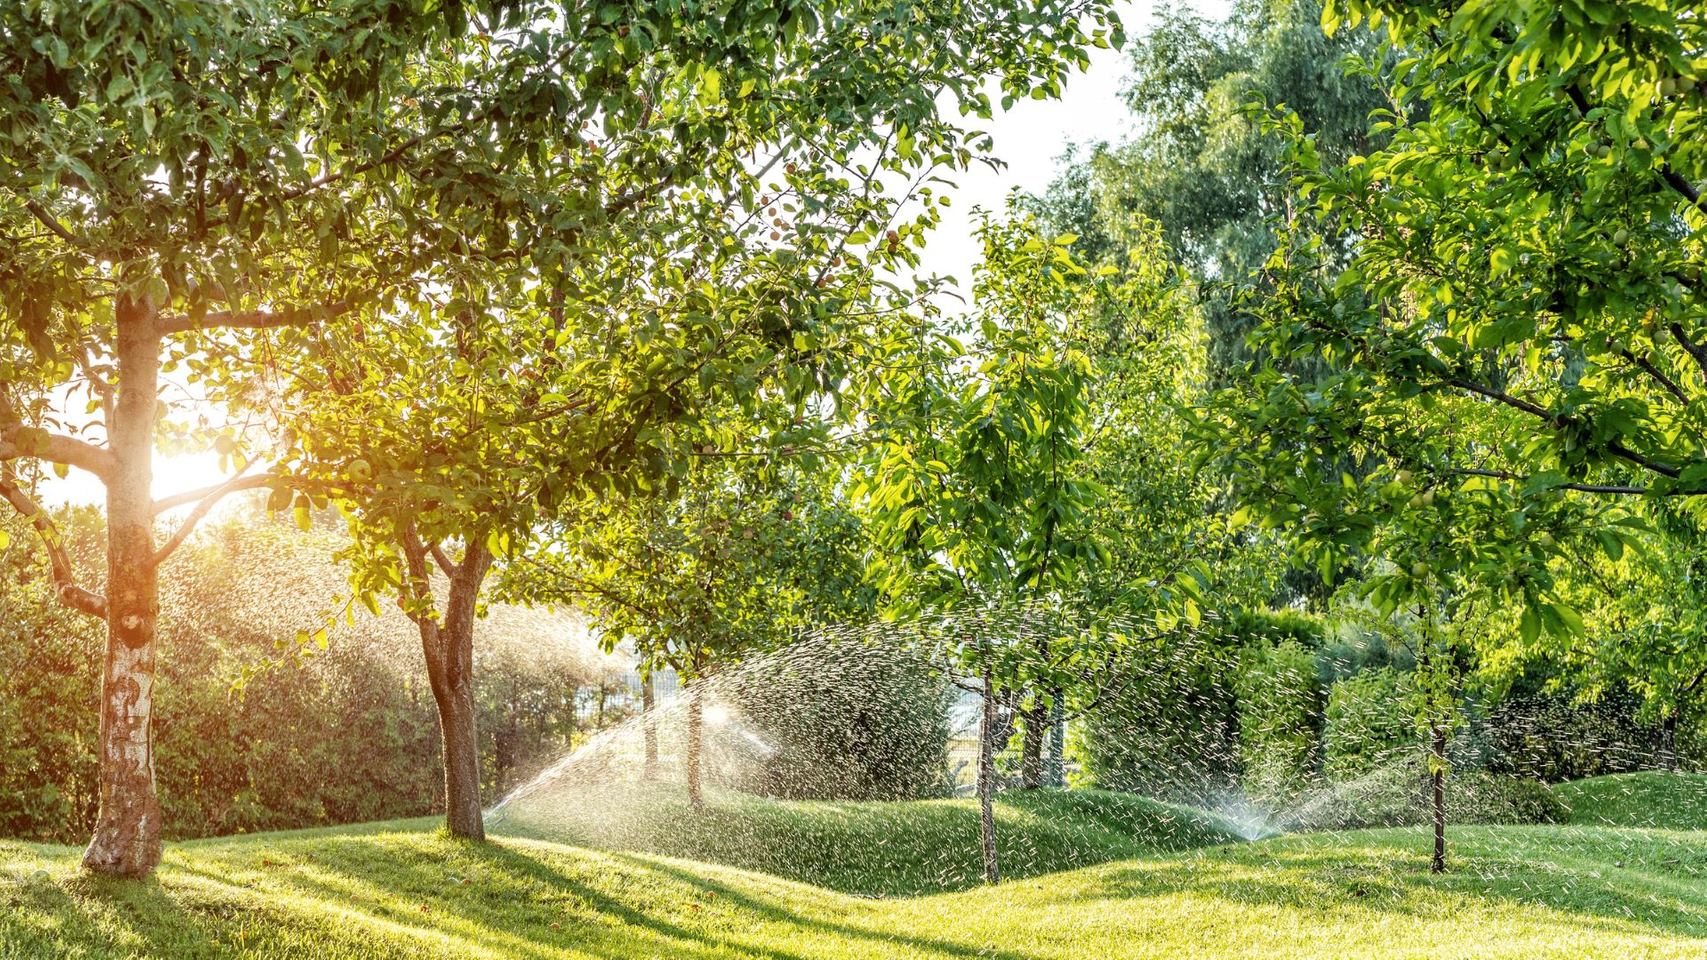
[163,832,1037,959]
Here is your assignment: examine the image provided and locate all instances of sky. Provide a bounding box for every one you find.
[48,0,1232,510]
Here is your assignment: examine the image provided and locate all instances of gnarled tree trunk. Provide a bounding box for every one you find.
[83,296,163,879]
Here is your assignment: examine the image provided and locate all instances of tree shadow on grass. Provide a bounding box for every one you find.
[164,832,1036,959]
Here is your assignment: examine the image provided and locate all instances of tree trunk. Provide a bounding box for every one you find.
[1020,701,1047,789]
[641,674,659,781]
[978,672,1001,884]
[401,534,492,841]
[82,296,163,879]
[1047,688,1066,787]
[685,680,704,810]
[1662,713,1679,772]
[1430,721,1447,875]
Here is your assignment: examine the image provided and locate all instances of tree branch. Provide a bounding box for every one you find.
[0,474,106,617]
[154,300,355,337]
[153,466,259,566]
[0,395,116,478]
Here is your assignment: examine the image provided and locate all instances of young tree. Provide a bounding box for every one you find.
[856,210,1137,881]
[520,448,870,809]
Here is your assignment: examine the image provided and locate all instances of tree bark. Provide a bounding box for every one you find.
[685,679,704,810]
[1662,713,1679,772]
[978,671,1001,884]
[401,534,492,841]
[1020,701,1047,789]
[1430,721,1447,875]
[641,674,659,781]
[82,296,163,879]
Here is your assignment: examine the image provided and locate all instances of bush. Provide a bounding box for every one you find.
[0,508,620,841]
[1073,633,1241,803]
[1234,638,1321,804]
[1285,761,1566,831]
[727,638,954,801]
[1322,667,1416,782]
[1483,686,1671,781]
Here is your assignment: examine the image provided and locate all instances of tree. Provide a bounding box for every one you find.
[1,0,1124,871]
[0,1,564,877]
[1031,0,1388,382]
[856,209,1132,881]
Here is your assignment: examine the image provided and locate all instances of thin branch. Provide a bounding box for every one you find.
[153,465,258,566]
[0,474,106,617]
[23,199,81,244]
[429,542,457,579]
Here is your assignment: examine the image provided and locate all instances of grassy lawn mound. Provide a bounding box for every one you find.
[4,789,1707,958]
[1556,771,1707,830]
[491,783,1244,896]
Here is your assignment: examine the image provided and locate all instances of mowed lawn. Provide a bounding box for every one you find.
[3,777,1707,959]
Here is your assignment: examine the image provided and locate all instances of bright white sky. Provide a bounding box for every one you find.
[48,0,1231,510]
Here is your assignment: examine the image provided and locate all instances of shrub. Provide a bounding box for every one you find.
[0,508,619,841]
[727,638,954,801]
[1234,638,1321,804]
[1322,667,1416,782]
[1073,633,1241,803]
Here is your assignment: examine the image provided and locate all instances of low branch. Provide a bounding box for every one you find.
[0,475,106,617]
[0,395,116,478]
[154,300,355,337]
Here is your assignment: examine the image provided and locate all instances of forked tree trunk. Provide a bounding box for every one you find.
[83,296,163,879]
[978,672,1001,884]
[685,680,705,810]
[1020,701,1047,789]
[401,534,492,840]
[1429,721,1447,875]
[641,674,659,781]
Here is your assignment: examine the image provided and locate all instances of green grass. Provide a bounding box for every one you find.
[492,783,1243,895]
[1558,772,1707,831]
[5,780,1707,958]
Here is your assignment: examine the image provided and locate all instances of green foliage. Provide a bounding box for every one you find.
[0,511,101,843]
[1321,667,1416,781]
[1072,634,1240,802]
[1233,638,1321,802]
[729,640,955,802]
